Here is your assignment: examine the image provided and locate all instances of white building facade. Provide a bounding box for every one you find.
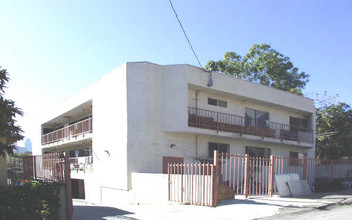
[40,62,315,205]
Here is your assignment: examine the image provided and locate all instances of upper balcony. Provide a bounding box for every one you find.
[41,117,92,146]
[188,107,314,144]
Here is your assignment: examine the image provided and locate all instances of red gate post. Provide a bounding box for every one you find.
[212,150,219,207]
[64,152,73,220]
[303,157,307,180]
[244,154,250,198]
[269,155,274,196]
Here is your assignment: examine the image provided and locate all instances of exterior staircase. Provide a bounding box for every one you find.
[217,183,235,202]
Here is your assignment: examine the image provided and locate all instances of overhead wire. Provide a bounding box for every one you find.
[168,0,209,72]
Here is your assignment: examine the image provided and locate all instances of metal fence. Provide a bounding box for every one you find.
[6,152,73,219]
[315,159,352,180]
[6,156,34,184]
[34,152,66,182]
[168,162,215,206]
[218,153,316,197]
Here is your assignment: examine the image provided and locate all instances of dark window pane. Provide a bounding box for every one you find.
[218,100,227,108]
[209,142,229,157]
[208,143,217,157]
[245,146,271,158]
[208,98,217,106]
[218,144,228,153]
[245,108,269,127]
[290,117,308,130]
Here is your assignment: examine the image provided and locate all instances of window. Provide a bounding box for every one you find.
[290,117,308,131]
[245,108,269,128]
[245,146,271,158]
[69,148,91,158]
[289,151,307,166]
[209,142,229,157]
[208,98,227,108]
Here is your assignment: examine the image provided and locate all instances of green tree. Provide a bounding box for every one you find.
[0,66,23,157]
[316,102,352,159]
[206,44,309,95]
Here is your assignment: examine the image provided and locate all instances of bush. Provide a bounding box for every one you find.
[0,179,61,220]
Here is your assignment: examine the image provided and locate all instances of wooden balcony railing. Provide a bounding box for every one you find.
[188,107,313,143]
[41,117,92,145]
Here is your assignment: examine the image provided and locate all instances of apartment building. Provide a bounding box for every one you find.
[40,62,315,205]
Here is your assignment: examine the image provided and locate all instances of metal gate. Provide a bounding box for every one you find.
[168,162,216,207]
[218,153,315,197]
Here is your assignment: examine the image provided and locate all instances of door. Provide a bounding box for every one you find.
[163,156,184,174]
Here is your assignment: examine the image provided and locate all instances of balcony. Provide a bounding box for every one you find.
[188,107,313,143]
[42,117,92,145]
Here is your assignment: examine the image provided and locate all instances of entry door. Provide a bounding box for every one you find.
[163,156,184,174]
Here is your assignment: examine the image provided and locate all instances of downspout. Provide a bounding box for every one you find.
[207,71,213,87]
[195,90,199,114]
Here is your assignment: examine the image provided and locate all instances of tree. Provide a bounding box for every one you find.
[0,66,23,157]
[316,102,352,159]
[206,44,309,95]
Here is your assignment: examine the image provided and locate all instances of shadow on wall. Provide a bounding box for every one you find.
[73,205,135,220]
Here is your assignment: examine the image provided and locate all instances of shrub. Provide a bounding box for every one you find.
[0,179,61,220]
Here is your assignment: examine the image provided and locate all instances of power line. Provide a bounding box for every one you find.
[168,0,206,70]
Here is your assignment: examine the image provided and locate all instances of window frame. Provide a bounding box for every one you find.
[207,98,227,108]
[245,108,269,128]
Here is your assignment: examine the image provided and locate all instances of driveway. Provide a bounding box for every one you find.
[73,189,352,220]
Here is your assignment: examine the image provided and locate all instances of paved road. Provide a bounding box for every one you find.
[264,204,352,220]
[72,189,352,220]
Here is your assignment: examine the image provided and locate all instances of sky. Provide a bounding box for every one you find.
[0,0,351,153]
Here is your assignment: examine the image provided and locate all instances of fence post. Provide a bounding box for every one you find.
[168,164,171,201]
[33,156,37,179]
[303,157,307,180]
[64,152,73,220]
[180,164,183,203]
[244,154,250,198]
[269,155,274,196]
[212,150,219,207]
[216,112,219,133]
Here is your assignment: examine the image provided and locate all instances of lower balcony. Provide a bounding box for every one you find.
[70,156,93,173]
[70,156,93,179]
[188,107,313,143]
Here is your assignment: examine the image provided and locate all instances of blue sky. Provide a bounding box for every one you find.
[0,0,351,150]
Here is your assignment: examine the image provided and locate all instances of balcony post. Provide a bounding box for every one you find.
[216,112,219,133]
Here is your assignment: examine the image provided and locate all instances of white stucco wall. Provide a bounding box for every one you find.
[85,63,129,204]
[185,64,315,113]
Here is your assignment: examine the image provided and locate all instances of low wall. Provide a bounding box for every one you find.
[100,186,133,206]
[58,184,68,220]
[131,173,169,204]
